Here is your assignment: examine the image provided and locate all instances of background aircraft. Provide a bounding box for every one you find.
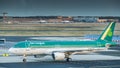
[84,35,120,44]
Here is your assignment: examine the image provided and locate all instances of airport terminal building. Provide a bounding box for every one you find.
[0,16,120,24]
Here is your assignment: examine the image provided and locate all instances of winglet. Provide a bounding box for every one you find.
[97,22,116,42]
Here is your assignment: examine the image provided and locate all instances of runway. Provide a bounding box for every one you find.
[0,36,120,68]
[0,59,120,68]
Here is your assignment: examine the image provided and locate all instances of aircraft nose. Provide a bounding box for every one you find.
[9,48,14,53]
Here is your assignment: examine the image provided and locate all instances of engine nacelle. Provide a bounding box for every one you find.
[52,52,65,61]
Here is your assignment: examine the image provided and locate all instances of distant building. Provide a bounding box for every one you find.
[0,39,5,45]
[73,16,98,23]
[97,19,107,23]
[0,16,120,23]
[97,16,120,23]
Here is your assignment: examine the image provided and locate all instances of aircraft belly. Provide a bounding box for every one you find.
[11,47,105,55]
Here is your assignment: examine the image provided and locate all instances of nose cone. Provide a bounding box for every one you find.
[9,48,14,53]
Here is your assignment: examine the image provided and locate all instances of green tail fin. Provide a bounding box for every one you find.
[97,22,116,42]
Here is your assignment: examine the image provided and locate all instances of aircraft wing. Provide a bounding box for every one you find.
[52,47,107,55]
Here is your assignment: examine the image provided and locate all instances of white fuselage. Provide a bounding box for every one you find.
[9,47,106,55]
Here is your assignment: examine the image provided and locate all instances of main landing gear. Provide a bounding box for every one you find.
[66,58,72,62]
[65,52,72,62]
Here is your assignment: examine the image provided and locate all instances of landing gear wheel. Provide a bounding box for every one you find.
[23,58,26,62]
[23,54,27,62]
[66,58,72,62]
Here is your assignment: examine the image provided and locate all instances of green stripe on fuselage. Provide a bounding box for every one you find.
[14,40,106,48]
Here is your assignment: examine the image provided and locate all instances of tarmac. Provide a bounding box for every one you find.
[0,55,120,68]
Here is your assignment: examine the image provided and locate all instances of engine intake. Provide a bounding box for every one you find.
[52,52,65,61]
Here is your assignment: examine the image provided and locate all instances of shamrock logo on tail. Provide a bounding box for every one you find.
[107,29,112,37]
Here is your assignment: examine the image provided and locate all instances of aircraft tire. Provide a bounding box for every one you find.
[23,58,26,62]
[66,58,72,62]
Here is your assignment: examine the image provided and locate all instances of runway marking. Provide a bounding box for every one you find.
[0,67,7,68]
[90,65,120,68]
[68,67,85,68]
[68,65,120,68]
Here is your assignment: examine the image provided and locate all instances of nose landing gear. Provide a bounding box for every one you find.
[23,54,27,62]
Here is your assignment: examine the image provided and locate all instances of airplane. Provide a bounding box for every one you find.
[9,22,117,62]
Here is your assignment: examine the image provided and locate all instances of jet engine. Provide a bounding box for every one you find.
[52,52,65,61]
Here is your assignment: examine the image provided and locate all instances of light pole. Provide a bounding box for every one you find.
[1,12,8,23]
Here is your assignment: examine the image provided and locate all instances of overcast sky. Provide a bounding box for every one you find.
[0,0,120,16]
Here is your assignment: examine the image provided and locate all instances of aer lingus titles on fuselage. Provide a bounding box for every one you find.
[9,22,117,62]
[12,40,113,48]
